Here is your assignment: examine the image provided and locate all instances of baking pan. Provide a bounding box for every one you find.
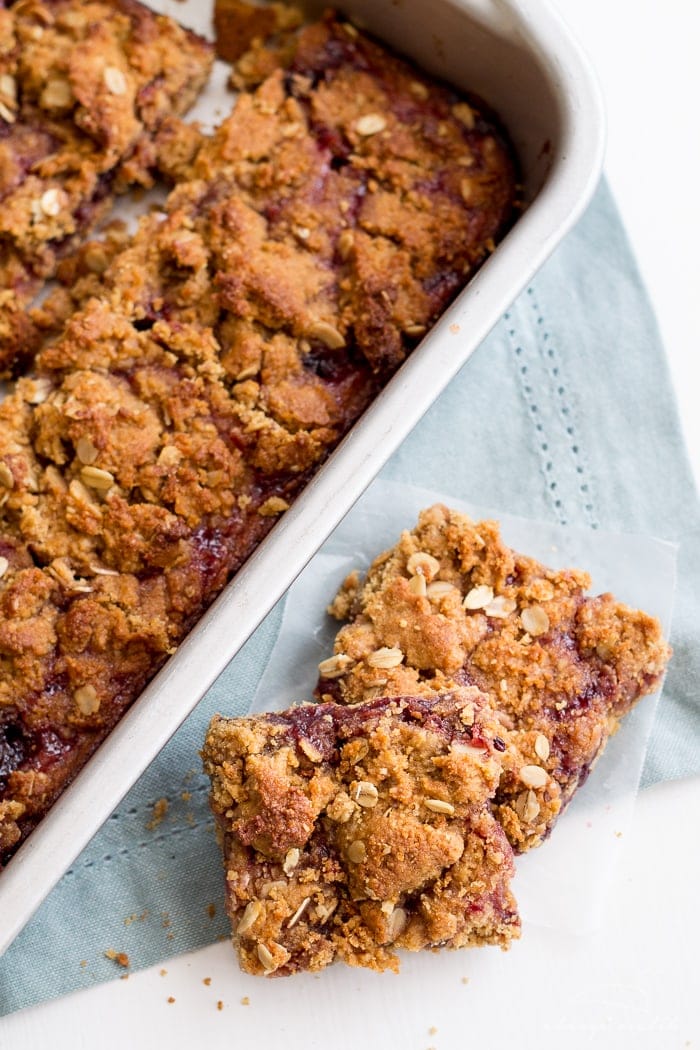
[0,0,605,954]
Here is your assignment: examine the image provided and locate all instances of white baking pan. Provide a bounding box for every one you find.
[0,0,605,955]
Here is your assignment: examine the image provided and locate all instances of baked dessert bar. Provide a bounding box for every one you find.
[59,11,517,375]
[317,505,671,851]
[0,0,213,373]
[0,15,517,862]
[202,690,520,975]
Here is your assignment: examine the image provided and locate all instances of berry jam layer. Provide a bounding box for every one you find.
[0,0,213,373]
[203,691,520,976]
[0,15,517,863]
[317,505,671,852]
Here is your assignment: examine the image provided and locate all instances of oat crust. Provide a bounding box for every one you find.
[203,691,520,976]
[318,505,671,850]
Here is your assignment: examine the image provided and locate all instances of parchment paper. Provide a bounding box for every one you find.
[250,479,676,934]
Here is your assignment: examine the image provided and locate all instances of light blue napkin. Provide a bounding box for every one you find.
[1,178,698,1016]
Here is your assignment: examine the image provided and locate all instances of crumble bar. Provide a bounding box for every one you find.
[317,505,671,851]
[0,0,213,373]
[0,15,517,861]
[202,690,520,976]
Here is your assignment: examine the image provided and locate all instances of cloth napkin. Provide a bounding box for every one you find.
[1,178,698,1016]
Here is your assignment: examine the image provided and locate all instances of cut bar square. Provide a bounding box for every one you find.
[203,690,520,976]
[318,505,671,851]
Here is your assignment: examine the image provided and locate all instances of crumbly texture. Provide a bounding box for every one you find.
[318,505,671,851]
[0,16,517,862]
[214,0,303,65]
[0,0,213,373]
[203,691,520,976]
[68,11,516,375]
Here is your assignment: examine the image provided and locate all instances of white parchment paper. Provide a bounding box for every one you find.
[250,479,676,935]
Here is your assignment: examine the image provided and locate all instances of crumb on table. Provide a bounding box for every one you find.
[146,798,169,831]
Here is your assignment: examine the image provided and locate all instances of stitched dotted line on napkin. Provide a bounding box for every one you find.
[505,286,602,528]
[504,303,568,525]
[63,782,212,876]
[107,780,209,822]
[525,286,600,530]
[63,817,215,878]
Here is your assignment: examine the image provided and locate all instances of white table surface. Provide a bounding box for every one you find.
[2,1,699,1047]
